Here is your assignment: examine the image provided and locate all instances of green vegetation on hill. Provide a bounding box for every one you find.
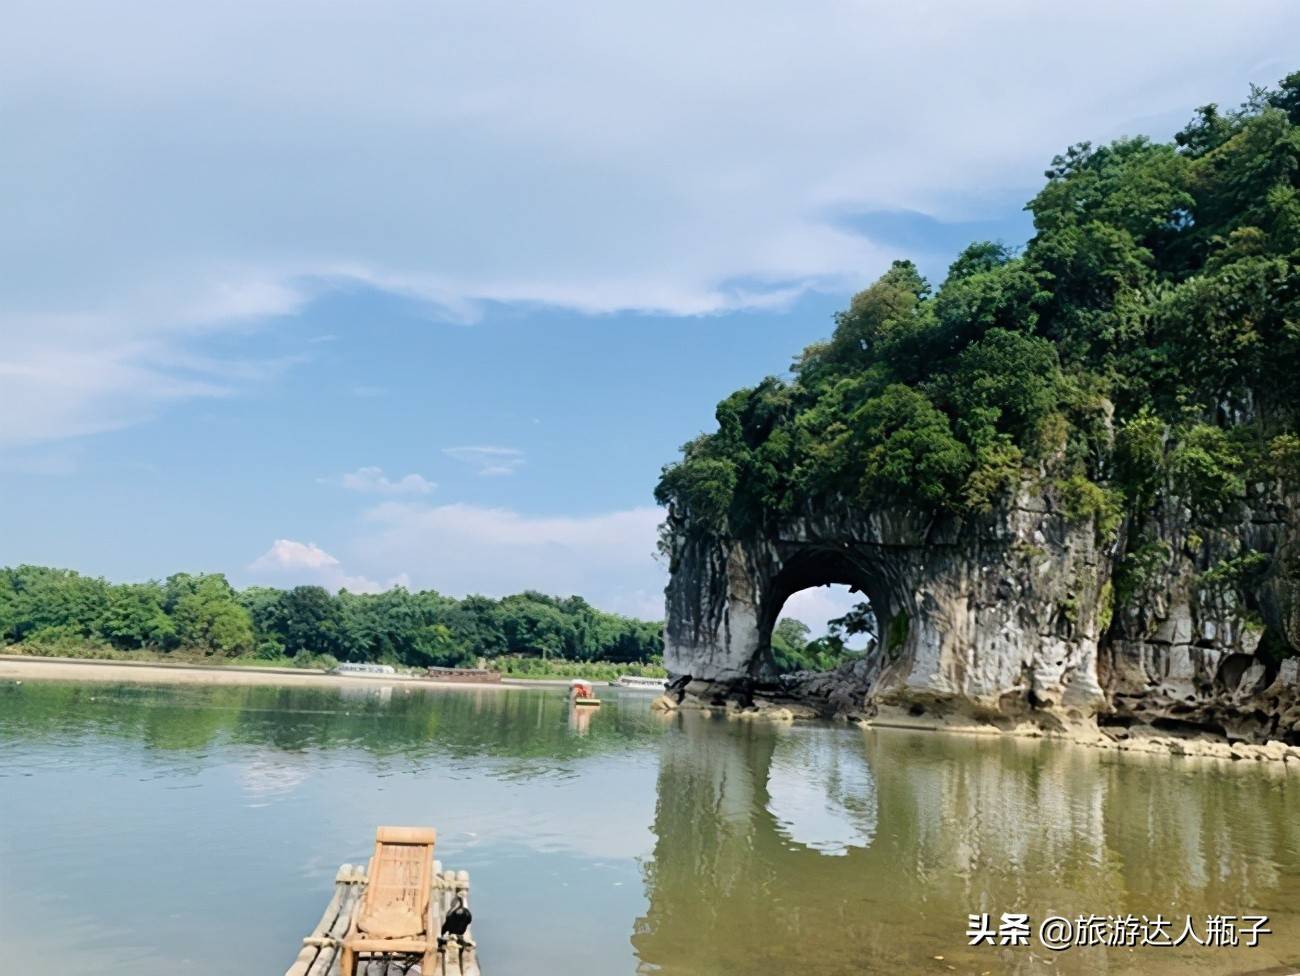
[0,565,663,669]
[656,73,1300,540]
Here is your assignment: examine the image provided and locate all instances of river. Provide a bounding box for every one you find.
[1,679,1297,974]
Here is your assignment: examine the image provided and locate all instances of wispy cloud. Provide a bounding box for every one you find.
[0,280,306,447]
[442,446,525,477]
[3,0,1294,444]
[323,466,436,496]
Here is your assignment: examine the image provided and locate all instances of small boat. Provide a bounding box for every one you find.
[612,674,668,691]
[569,679,601,706]
[329,662,398,677]
[285,826,481,976]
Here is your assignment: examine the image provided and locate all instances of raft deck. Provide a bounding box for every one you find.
[285,862,481,976]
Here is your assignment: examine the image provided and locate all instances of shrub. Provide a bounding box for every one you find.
[1169,425,1246,516]
[1056,475,1124,538]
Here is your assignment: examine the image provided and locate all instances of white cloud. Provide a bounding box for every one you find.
[249,539,341,572]
[247,538,409,594]
[349,502,665,616]
[327,466,436,496]
[442,446,525,477]
[2,0,1296,443]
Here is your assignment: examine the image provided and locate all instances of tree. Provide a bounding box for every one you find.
[944,329,1062,444]
[770,617,812,673]
[170,575,255,656]
[0,574,14,643]
[4,566,109,640]
[852,385,973,507]
[274,586,340,657]
[828,602,877,650]
[443,595,507,659]
[238,586,284,644]
[499,593,573,660]
[770,616,856,673]
[101,583,175,649]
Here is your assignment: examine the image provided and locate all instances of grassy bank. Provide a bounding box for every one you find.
[0,640,339,671]
[490,658,667,681]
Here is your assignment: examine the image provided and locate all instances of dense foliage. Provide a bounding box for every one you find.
[657,75,1300,545]
[0,565,663,668]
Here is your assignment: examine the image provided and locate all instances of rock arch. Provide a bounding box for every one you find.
[662,495,1110,726]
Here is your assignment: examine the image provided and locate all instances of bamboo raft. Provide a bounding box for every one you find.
[284,862,481,976]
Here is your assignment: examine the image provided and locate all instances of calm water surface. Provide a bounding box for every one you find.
[1,679,1298,975]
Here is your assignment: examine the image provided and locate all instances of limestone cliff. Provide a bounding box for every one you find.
[1102,484,1300,740]
[661,482,1300,744]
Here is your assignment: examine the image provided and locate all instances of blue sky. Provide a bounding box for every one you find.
[2,0,1297,625]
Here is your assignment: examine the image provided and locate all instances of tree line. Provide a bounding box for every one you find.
[0,564,664,668]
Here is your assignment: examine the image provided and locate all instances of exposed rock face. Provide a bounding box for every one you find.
[1102,488,1300,740]
[662,484,1300,743]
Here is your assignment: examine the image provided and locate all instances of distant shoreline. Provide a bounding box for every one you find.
[0,655,578,689]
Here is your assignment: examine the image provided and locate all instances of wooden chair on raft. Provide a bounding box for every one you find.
[340,826,439,975]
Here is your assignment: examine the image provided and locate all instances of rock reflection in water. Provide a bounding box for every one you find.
[633,712,1300,976]
[2,681,1298,976]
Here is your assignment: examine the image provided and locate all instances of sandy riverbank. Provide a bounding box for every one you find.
[0,655,574,690]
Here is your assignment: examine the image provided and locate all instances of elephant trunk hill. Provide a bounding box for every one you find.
[655,73,1300,747]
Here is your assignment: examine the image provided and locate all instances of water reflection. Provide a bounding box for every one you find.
[0,680,658,769]
[338,682,393,705]
[0,680,665,976]
[569,701,595,736]
[2,681,1298,976]
[634,712,1300,975]
[766,727,877,854]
